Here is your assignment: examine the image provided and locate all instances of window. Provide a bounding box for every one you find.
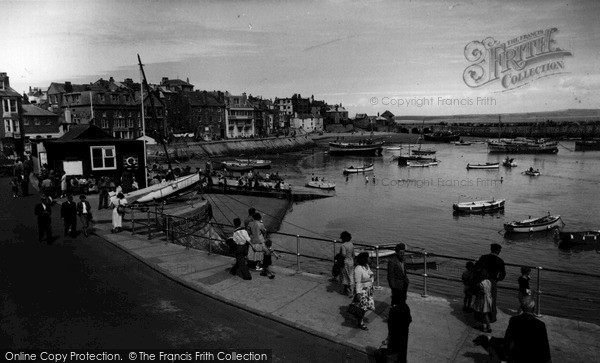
[99,94,105,102]
[72,94,80,103]
[127,119,133,127]
[3,99,17,113]
[23,119,29,126]
[4,120,11,133]
[101,119,108,129]
[111,94,119,102]
[90,146,116,170]
[45,118,52,125]
[35,118,40,125]
[0,81,4,90]
[124,95,130,102]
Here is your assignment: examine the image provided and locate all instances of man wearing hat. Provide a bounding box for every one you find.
[476,243,506,323]
[388,243,410,305]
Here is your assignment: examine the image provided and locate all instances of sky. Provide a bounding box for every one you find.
[2,0,600,116]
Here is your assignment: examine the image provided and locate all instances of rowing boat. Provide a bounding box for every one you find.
[453,199,505,213]
[466,162,500,170]
[343,163,374,174]
[504,214,563,233]
[125,173,201,204]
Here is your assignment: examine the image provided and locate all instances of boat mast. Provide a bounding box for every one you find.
[139,61,148,187]
[137,54,172,171]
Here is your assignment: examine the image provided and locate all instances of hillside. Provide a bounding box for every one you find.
[394,109,600,124]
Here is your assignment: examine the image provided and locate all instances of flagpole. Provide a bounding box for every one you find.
[90,91,94,123]
[139,57,148,188]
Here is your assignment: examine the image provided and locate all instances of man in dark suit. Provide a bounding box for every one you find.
[385,302,412,363]
[388,243,410,305]
[76,195,92,237]
[504,296,551,363]
[476,243,506,322]
[34,194,53,243]
[60,194,77,237]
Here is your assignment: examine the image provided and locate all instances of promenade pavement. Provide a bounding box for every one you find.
[50,190,600,362]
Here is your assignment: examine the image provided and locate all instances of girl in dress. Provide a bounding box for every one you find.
[472,269,493,333]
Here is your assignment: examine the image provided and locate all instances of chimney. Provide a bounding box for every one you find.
[161,77,168,85]
[65,81,73,93]
[0,72,9,87]
[109,77,114,83]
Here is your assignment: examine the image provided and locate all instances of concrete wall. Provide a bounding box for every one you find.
[147,136,316,158]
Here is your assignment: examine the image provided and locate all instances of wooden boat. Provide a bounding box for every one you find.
[412,149,436,155]
[305,180,336,190]
[557,230,600,247]
[398,155,437,166]
[343,163,374,174]
[221,161,255,172]
[329,140,384,156]
[453,140,472,146]
[466,162,500,170]
[523,168,540,176]
[407,161,437,167]
[385,146,403,150]
[487,138,559,154]
[234,159,272,169]
[504,214,563,233]
[502,157,517,167]
[126,172,201,204]
[575,139,600,151]
[453,199,505,213]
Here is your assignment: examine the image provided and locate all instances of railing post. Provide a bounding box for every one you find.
[131,206,136,235]
[147,209,152,240]
[333,239,337,259]
[374,245,382,290]
[422,252,429,297]
[296,235,300,273]
[165,216,170,245]
[536,266,542,316]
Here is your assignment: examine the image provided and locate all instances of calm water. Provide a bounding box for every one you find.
[275,141,600,324]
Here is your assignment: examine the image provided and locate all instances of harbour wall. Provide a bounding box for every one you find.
[398,123,600,138]
[147,136,316,159]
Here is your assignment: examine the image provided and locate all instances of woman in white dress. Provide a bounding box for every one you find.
[110,192,128,233]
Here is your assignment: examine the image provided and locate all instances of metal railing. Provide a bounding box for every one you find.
[125,207,600,318]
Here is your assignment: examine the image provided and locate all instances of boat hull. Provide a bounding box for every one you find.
[329,142,384,156]
[453,199,505,213]
[487,139,559,154]
[504,215,563,233]
[129,173,201,204]
[575,140,600,151]
[423,133,460,142]
[343,164,374,174]
[305,181,336,190]
[558,231,600,246]
[466,163,500,169]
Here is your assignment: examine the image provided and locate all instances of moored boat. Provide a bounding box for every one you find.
[385,146,403,150]
[504,214,563,233]
[412,149,436,155]
[466,162,500,170]
[407,161,437,167]
[126,172,202,204]
[305,180,336,190]
[329,140,384,156]
[453,140,472,146]
[343,163,374,174]
[397,155,437,166]
[575,139,600,151]
[423,131,460,142]
[453,199,505,213]
[487,138,559,154]
[221,161,255,172]
[557,230,600,247]
[234,159,272,169]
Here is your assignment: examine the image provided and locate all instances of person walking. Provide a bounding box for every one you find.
[60,172,68,198]
[388,243,410,306]
[476,243,506,323]
[339,231,355,297]
[34,194,53,244]
[76,195,93,237]
[110,193,128,233]
[229,218,252,280]
[20,172,30,197]
[517,266,532,313]
[504,296,551,363]
[60,194,77,237]
[243,207,256,229]
[10,177,19,198]
[348,252,375,330]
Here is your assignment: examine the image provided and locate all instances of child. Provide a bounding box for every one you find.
[260,239,278,279]
[518,266,532,313]
[472,269,493,333]
[10,177,19,198]
[462,261,475,312]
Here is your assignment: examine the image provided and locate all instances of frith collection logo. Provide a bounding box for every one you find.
[463,28,572,90]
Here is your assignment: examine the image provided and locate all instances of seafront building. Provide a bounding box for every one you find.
[0,72,23,156]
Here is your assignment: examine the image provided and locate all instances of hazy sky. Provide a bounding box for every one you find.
[2,0,599,116]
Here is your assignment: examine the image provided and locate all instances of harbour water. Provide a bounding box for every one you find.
[276,141,600,324]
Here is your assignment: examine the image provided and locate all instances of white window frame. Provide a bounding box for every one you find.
[90,146,117,171]
[3,99,17,113]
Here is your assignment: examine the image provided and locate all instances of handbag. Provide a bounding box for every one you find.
[117,204,126,215]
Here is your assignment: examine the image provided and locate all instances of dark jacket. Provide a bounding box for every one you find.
[477,253,506,282]
[388,255,410,290]
[34,202,52,223]
[76,200,92,216]
[61,200,77,219]
[504,313,551,363]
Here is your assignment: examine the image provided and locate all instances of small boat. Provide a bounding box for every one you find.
[385,146,403,150]
[222,161,255,172]
[329,140,384,156]
[234,159,272,169]
[466,162,500,170]
[504,214,563,233]
[453,140,472,146]
[126,173,202,204]
[557,230,600,247]
[423,131,460,143]
[305,180,336,190]
[502,157,517,167]
[453,199,506,213]
[523,168,540,176]
[343,163,374,174]
[407,161,431,167]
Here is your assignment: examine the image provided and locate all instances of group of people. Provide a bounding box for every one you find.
[461,243,551,362]
[335,232,411,362]
[229,207,277,281]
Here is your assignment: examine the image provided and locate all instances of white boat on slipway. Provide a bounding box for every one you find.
[125,173,201,204]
